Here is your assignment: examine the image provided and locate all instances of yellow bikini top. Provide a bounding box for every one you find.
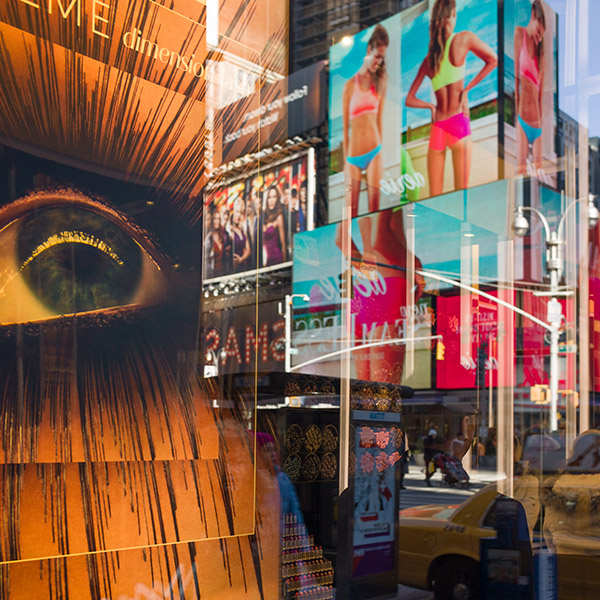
[431,33,465,92]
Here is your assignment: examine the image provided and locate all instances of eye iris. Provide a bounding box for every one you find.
[18,207,143,314]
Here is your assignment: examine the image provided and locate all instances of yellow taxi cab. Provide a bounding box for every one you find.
[398,485,499,600]
[397,477,600,600]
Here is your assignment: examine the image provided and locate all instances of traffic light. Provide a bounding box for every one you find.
[436,340,445,360]
[338,269,354,298]
[476,345,487,388]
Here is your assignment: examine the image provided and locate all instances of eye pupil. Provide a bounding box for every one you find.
[18,207,143,314]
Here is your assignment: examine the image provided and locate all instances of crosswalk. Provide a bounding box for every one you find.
[398,467,488,510]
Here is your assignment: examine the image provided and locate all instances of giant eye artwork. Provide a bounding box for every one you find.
[0,191,169,324]
[0,158,280,600]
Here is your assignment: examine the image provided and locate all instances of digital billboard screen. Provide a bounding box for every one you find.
[503,0,558,186]
[201,301,285,375]
[292,214,434,389]
[203,154,313,281]
[293,179,518,388]
[213,61,326,167]
[328,0,500,222]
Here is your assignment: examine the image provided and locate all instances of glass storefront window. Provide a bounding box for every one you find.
[2,0,600,598]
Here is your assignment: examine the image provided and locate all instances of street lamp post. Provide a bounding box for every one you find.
[513,194,599,431]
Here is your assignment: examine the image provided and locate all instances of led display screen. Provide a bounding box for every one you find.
[203,154,312,281]
[328,0,499,222]
[503,0,558,186]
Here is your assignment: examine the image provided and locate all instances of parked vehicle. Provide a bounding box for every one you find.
[397,479,600,600]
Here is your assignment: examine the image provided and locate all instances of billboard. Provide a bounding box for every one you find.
[436,291,508,389]
[0,0,285,596]
[436,290,571,393]
[293,179,519,387]
[201,301,285,375]
[503,0,558,185]
[328,0,500,222]
[0,143,283,598]
[213,61,326,167]
[292,216,434,389]
[203,154,313,281]
[0,0,208,197]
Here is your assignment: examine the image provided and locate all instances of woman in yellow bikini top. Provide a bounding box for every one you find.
[406,0,497,197]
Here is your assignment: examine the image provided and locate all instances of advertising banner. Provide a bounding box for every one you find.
[294,179,516,387]
[213,61,326,166]
[204,155,310,281]
[328,0,499,222]
[201,301,285,375]
[352,414,402,578]
[436,292,509,389]
[436,289,570,392]
[0,143,283,597]
[0,0,208,196]
[503,0,558,185]
[292,213,434,389]
[0,0,284,596]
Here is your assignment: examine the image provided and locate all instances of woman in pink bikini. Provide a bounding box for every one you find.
[406,0,497,197]
[515,0,546,175]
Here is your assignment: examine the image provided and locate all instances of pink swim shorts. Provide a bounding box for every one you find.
[429,113,471,151]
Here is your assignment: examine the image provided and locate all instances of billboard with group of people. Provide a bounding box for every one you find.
[203,155,313,280]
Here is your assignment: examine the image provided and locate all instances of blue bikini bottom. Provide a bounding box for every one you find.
[346,145,382,170]
[518,115,542,144]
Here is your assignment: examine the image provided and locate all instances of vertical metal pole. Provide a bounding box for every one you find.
[284,295,292,373]
[497,238,515,498]
[307,147,316,231]
[339,206,352,495]
[547,237,561,432]
[488,333,494,428]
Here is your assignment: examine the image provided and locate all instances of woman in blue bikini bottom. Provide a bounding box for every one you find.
[518,115,542,144]
[346,144,382,171]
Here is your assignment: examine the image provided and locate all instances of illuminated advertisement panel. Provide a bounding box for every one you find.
[503,0,558,185]
[294,179,514,387]
[519,291,570,391]
[0,0,284,596]
[203,154,313,281]
[436,290,570,392]
[328,0,499,222]
[436,291,509,389]
[0,0,209,196]
[292,217,434,389]
[201,301,285,375]
[213,61,326,167]
[0,146,280,600]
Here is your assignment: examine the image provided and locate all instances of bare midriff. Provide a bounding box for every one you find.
[348,113,381,157]
[433,79,466,122]
[518,77,541,128]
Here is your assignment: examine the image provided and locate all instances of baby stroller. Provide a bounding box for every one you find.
[433,451,470,488]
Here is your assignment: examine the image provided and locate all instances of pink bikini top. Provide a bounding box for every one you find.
[519,28,541,89]
[349,75,379,119]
